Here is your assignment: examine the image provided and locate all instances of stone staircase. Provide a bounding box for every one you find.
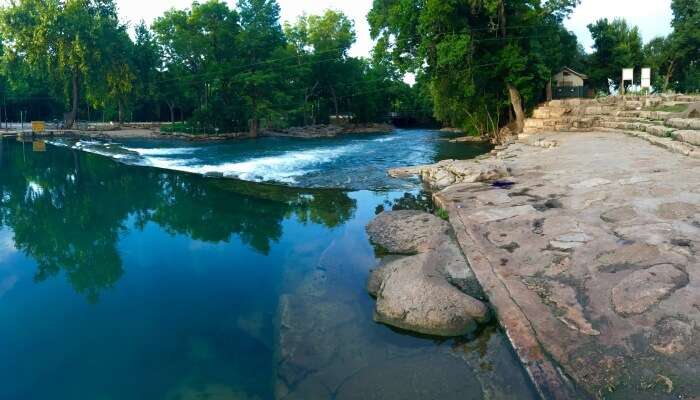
[522,94,700,156]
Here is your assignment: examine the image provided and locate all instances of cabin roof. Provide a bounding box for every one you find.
[557,67,588,80]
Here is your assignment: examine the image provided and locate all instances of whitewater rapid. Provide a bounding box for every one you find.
[45,130,486,189]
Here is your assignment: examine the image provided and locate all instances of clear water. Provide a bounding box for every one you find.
[47,130,492,190]
[0,132,536,399]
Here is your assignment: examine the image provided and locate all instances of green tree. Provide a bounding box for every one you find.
[369,0,581,136]
[668,0,699,92]
[236,0,290,136]
[285,10,357,123]
[644,36,676,91]
[587,18,644,92]
[131,22,161,121]
[0,0,129,128]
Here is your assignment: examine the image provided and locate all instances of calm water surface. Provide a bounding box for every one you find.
[0,131,536,399]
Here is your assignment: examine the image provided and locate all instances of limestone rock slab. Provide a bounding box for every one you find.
[611,264,688,316]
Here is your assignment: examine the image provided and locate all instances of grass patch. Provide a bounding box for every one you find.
[644,104,689,113]
[436,208,449,221]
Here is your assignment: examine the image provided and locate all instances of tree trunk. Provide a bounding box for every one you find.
[118,101,125,125]
[330,87,339,120]
[250,118,259,137]
[498,1,507,37]
[546,79,553,102]
[65,69,79,129]
[663,59,676,93]
[167,101,175,125]
[508,84,525,134]
[250,95,258,137]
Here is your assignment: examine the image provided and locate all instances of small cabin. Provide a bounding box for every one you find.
[554,67,587,87]
[552,67,590,99]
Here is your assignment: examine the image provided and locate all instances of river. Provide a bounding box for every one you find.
[0,131,536,399]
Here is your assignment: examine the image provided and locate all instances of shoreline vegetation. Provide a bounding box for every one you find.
[10,122,395,141]
[0,1,435,139]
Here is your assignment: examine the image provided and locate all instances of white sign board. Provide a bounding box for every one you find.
[622,68,634,81]
[641,68,651,88]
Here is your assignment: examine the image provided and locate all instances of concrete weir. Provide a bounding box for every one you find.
[432,131,700,399]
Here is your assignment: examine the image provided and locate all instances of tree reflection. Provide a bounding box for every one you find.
[0,139,357,302]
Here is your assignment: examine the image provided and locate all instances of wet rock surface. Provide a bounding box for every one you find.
[276,212,536,400]
[432,131,700,399]
[366,211,489,337]
[366,210,449,254]
[389,158,509,190]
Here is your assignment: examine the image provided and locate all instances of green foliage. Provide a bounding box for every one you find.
[638,0,699,93]
[0,0,132,126]
[0,0,414,132]
[587,18,643,91]
[368,0,584,135]
[435,208,449,221]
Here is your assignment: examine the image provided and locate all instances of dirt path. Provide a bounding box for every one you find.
[435,131,700,399]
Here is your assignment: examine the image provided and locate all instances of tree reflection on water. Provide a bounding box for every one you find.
[0,138,357,302]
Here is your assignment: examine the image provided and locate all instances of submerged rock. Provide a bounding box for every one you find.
[373,252,489,336]
[366,210,449,254]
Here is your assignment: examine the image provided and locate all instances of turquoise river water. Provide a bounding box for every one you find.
[0,130,537,399]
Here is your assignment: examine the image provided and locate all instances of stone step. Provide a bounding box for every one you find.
[666,118,700,130]
[599,127,700,158]
[599,121,676,137]
[605,116,665,125]
[672,130,700,146]
[532,107,570,119]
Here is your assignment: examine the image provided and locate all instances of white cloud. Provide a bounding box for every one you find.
[565,0,674,52]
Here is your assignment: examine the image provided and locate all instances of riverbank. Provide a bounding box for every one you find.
[16,122,395,142]
[390,130,700,398]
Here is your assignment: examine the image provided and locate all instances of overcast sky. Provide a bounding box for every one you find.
[115,0,674,56]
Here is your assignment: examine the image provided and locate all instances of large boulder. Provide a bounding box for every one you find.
[366,210,488,336]
[366,210,450,254]
[368,240,483,300]
[373,252,489,336]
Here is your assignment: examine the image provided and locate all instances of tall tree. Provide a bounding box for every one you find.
[236,0,289,136]
[369,0,581,136]
[153,0,241,130]
[131,22,161,121]
[587,18,644,92]
[285,10,357,123]
[668,0,699,92]
[0,0,128,128]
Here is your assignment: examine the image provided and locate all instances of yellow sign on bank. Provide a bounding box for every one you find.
[31,121,45,133]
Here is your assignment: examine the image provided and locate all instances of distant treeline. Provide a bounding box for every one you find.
[368,0,699,136]
[0,0,432,134]
[0,0,697,136]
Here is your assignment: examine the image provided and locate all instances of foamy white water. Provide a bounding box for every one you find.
[45,130,487,189]
[124,147,199,157]
[143,144,360,183]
